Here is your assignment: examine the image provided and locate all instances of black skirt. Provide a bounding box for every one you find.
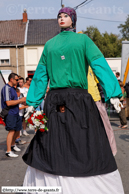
[22,88,117,177]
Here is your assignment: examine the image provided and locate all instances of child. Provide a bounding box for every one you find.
[118,81,128,128]
[15,88,28,144]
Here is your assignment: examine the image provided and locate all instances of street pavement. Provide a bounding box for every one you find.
[0,113,129,194]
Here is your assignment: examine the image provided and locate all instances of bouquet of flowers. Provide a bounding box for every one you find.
[26,110,48,132]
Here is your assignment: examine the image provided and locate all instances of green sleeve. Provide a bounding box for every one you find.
[26,44,48,108]
[85,36,122,102]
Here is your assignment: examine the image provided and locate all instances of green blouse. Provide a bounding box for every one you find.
[27,31,122,108]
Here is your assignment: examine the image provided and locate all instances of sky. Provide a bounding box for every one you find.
[0,0,129,36]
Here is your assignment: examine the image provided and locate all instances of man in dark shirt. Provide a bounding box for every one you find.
[1,73,26,157]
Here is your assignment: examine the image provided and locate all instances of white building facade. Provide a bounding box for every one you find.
[106,58,121,75]
[24,46,44,78]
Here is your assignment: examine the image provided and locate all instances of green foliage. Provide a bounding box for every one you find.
[83,26,122,58]
[118,15,129,40]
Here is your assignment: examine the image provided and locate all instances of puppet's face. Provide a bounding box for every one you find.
[58,13,72,28]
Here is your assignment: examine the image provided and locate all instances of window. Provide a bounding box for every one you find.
[28,71,35,78]
[1,60,4,64]
[1,59,9,64]
[0,49,10,65]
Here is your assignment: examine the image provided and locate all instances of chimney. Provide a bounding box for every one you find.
[23,9,27,23]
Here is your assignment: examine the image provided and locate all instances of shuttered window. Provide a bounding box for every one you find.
[0,49,10,65]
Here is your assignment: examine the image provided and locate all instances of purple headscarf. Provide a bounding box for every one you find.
[57,7,77,32]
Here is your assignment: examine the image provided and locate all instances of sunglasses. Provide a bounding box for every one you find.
[15,79,19,81]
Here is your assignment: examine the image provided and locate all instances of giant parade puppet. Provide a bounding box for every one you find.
[22,7,124,194]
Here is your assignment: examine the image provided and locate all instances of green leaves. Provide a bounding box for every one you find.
[83,26,122,58]
[118,15,129,40]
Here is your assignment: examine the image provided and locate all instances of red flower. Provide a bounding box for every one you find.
[39,128,45,132]
[27,111,48,132]
[35,115,44,120]
[27,118,34,125]
[30,113,34,118]
[27,118,30,123]
[41,120,44,124]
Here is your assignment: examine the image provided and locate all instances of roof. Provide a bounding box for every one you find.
[0,18,60,46]
[0,20,26,45]
[26,19,60,45]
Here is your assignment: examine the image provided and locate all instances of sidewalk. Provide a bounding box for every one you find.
[0,125,34,188]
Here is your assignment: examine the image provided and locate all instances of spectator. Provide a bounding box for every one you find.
[124,81,129,120]
[24,77,31,89]
[115,72,120,80]
[18,77,29,136]
[118,81,128,128]
[1,73,26,157]
[18,77,28,97]
[29,77,32,83]
[15,88,28,144]
[17,75,21,87]
[36,86,49,111]
[97,83,105,104]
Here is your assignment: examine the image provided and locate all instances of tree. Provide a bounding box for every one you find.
[118,15,129,40]
[83,26,122,58]
[102,32,122,57]
[83,26,103,49]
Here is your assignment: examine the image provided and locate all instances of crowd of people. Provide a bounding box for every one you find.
[0,74,34,157]
[0,73,49,157]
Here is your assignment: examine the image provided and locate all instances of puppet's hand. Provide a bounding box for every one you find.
[24,106,35,120]
[110,98,123,113]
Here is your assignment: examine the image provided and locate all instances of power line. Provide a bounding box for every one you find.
[77,0,93,9]
[78,16,124,23]
[61,0,92,10]
[74,0,88,10]
[73,0,89,10]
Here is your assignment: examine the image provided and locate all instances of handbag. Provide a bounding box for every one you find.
[0,106,10,120]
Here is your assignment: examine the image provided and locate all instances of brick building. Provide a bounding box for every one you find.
[0,13,27,80]
[24,19,60,78]
[0,10,60,82]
